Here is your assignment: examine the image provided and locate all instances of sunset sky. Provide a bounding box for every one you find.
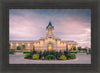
[9,9,91,48]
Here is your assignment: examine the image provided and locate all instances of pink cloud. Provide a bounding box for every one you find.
[9,9,91,48]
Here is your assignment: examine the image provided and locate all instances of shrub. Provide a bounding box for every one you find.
[46,55,55,60]
[24,53,29,57]
[27,54,33,57]
[78,47,82,52]
[22,45,25,50]
[69,49,72,52]
[39,54,42,59]
[82,50,86,53]
[31,51,37,54]
[24,53,33,59]
[41,56,45,60]
[87,52,91,55]
[59,50,62,55]
[41,52,46,57]
[73,47,76,50]
[64,51,68,56]
[23,52,31,54]
[16,46,21,50]
[9,52,14,54]
[60,55,67,60]
[55,51,63,57]
[55,52,61,57]
[38,51,42,55]
[67,54,72,58]
[45,51,49,56]
[71,54,76,59]
[70,52,77,54]
[49,51,56,56]
[32,54,39,60]
[56,57,60,60]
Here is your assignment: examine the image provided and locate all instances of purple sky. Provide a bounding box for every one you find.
[9,9,91,48]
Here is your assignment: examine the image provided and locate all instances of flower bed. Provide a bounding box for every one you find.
[24,53,32,59]
[24,51,76,60]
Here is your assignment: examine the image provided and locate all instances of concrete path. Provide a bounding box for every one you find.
[9,53,91,64]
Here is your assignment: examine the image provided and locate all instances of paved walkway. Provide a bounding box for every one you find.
[9,53,91,64]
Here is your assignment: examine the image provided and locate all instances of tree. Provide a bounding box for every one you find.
[22,45,25,50]
[78,47,82,52]
[73,47,76,50]
[33,46,35,51]
[66,46,68,52]
[17,46,21,50]
[22,45,25,52]
[89,48,91,53]
[69,49,72,52]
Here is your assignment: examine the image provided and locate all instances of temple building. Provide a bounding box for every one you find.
[9,21,78,52]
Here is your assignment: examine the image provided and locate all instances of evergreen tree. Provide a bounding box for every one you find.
[73,47,76,50]
[22,45,25,50]
[17,46,21,50]
[78,47,82,52]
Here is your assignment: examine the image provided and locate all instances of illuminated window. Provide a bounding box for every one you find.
[40,40,43,44]
[16,43,19,46]
[28,43,30,46]
[61,43,63,46]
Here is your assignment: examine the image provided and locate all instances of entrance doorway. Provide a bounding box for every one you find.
[47,43,53,51]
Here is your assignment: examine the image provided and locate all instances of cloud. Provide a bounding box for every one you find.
[9,9,91,48]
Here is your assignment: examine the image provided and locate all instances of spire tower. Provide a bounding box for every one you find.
[46,21,54,38]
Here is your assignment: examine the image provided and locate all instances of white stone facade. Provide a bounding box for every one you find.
[9,21,78,52]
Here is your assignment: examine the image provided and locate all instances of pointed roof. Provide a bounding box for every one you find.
[46,21,54,29]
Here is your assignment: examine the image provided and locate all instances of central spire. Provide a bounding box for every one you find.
[46,21,54,29]
[46,20,54,38]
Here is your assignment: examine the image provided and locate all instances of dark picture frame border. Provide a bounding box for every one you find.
[0,0,98,73]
